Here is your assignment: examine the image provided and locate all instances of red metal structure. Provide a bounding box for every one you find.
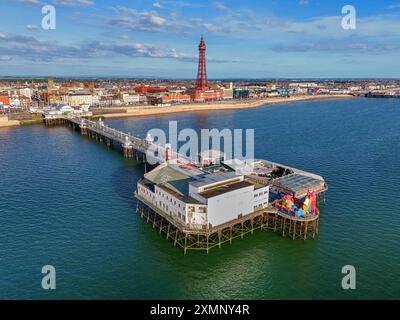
[196,35,209,91]
[165,144,173,161]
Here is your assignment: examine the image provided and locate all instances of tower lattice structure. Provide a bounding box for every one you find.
[196,35,209,91]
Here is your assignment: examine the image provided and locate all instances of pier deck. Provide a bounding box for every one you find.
[44,115,192,164]
[135,193,319,254]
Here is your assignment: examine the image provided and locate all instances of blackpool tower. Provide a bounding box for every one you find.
[195,35,209,91]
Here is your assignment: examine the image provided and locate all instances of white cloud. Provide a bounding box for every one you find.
[147,14,166,26]
[153,2,163,9]
[109,7,179,32]
[26,24,39,30]
[51,0,94,7]
[214,2,228,10]
[0,32,197,63]
[0,55,14,61]
[18,0,41,5]
[387,3,400,9]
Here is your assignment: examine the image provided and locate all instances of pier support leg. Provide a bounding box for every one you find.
[300,222,303,238]
[184,234,188,255]
[293,221,296,240]
[166,225,170,240]
[174,230,178,246]
[312,220,316,239]
[283,218,286,237]
[304,222,308,240]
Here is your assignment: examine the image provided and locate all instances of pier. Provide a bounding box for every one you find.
[44,115,191,164]
[135,194,319,254]
[44,114,324,254]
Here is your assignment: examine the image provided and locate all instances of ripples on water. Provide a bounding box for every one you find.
[0,98,399,299]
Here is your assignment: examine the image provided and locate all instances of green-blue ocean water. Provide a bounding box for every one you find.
[0,98,399,299]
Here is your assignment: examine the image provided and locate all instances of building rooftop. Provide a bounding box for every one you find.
[157,184,202,204]
[245,179,267,190]
[273,173,326,197]
[199,181,253,199]
[144,162,203,185]
[143,162,206,201]
[224,158,324,182]
[189,171,239,188]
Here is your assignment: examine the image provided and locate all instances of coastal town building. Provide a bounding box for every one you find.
[61,93,97,107]
[122,93,140,105]
[0,94,10,106]
[222,83,234,99]
[43,103,93,118]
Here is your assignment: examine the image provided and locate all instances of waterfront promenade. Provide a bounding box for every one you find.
[94,94,353,120]
[0,94,353,128]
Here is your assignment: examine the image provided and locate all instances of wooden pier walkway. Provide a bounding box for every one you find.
[44,115,193,165]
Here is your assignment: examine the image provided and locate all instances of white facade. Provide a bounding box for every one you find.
[43,104,93,117]
[188,174,269,227]
[61,94,95,107]
[122,94,140,104]
[206,184,254,227]
[137,183,208,227]
[136,164,270,230]
[19,88,31,99]
[253,186,270,211]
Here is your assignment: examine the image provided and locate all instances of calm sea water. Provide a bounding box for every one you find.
[0,98,399,300]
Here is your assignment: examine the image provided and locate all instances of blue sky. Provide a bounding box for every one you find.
[0,0,400,78]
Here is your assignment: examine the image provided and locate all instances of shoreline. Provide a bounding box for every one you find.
[0,116,20,128]
[0,94,355,128]
[96,94,354,120]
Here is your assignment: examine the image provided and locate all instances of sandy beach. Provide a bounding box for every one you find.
[0,116,20,128]
[98,94,354,120]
